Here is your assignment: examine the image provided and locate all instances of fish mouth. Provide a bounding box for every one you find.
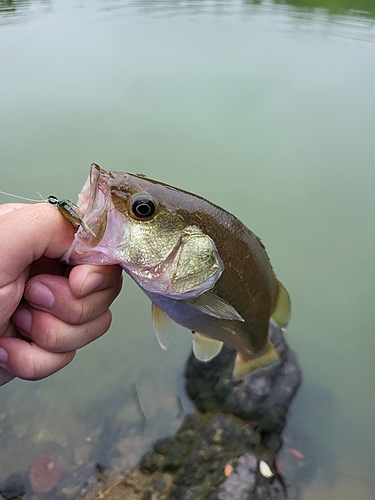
[62,164,127,265]
[77,164,111,245]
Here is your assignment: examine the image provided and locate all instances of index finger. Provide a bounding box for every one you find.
[0,203,76,287]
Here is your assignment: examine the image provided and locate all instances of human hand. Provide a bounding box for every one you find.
[0,202,122,386]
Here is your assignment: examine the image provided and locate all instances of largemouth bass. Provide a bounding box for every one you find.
[63,164,291,378]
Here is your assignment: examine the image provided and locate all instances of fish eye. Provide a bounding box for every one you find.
[131,195,156,219]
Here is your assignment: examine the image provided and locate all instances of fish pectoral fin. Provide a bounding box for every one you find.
[232,342,280,379]
[188,292,245,322]
[192,331,223,362]
[151,303,174,350]
[270,280,291,329]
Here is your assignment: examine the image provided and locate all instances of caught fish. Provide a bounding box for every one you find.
[63,164,291,378]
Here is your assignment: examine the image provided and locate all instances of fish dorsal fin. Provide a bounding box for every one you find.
[271,281,291,328]
[192,332,223,362]
[188,292,245,322]
[151,303,174,350]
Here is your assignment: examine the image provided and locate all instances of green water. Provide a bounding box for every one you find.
[0,0,374,497]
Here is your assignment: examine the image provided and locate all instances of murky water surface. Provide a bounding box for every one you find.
[0,0,374,498]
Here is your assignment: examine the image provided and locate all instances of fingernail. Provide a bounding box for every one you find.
[0,347,8,364]
[80,272,104,296]
[13,308,32,333]
[25,283,55,309]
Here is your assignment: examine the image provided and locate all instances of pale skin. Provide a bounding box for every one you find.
[0,202,123,386]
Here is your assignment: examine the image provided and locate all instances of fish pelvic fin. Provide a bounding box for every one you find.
[232,342,280,379]
[192,331,223,362]
[151,303,174,350]
[270,280,291,328]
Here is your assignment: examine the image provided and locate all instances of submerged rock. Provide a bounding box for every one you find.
[0,474,26,500]
[91,325,302,500]
[185,325,301,433]
[138,412,288,500]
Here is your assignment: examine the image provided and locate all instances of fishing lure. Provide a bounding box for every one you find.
[47,196,96,237]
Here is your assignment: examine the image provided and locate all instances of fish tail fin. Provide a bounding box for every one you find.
[271,280,291,328]
[232,342,280,379]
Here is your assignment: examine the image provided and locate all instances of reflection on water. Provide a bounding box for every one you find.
[99,0,375,18]
[0,0,374,498]
[1,0,375,45]
[2,0,375,19]
[274,0,375,17]
[0,0,50,21]
[99,0,375,35]
[1,0,374,52]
